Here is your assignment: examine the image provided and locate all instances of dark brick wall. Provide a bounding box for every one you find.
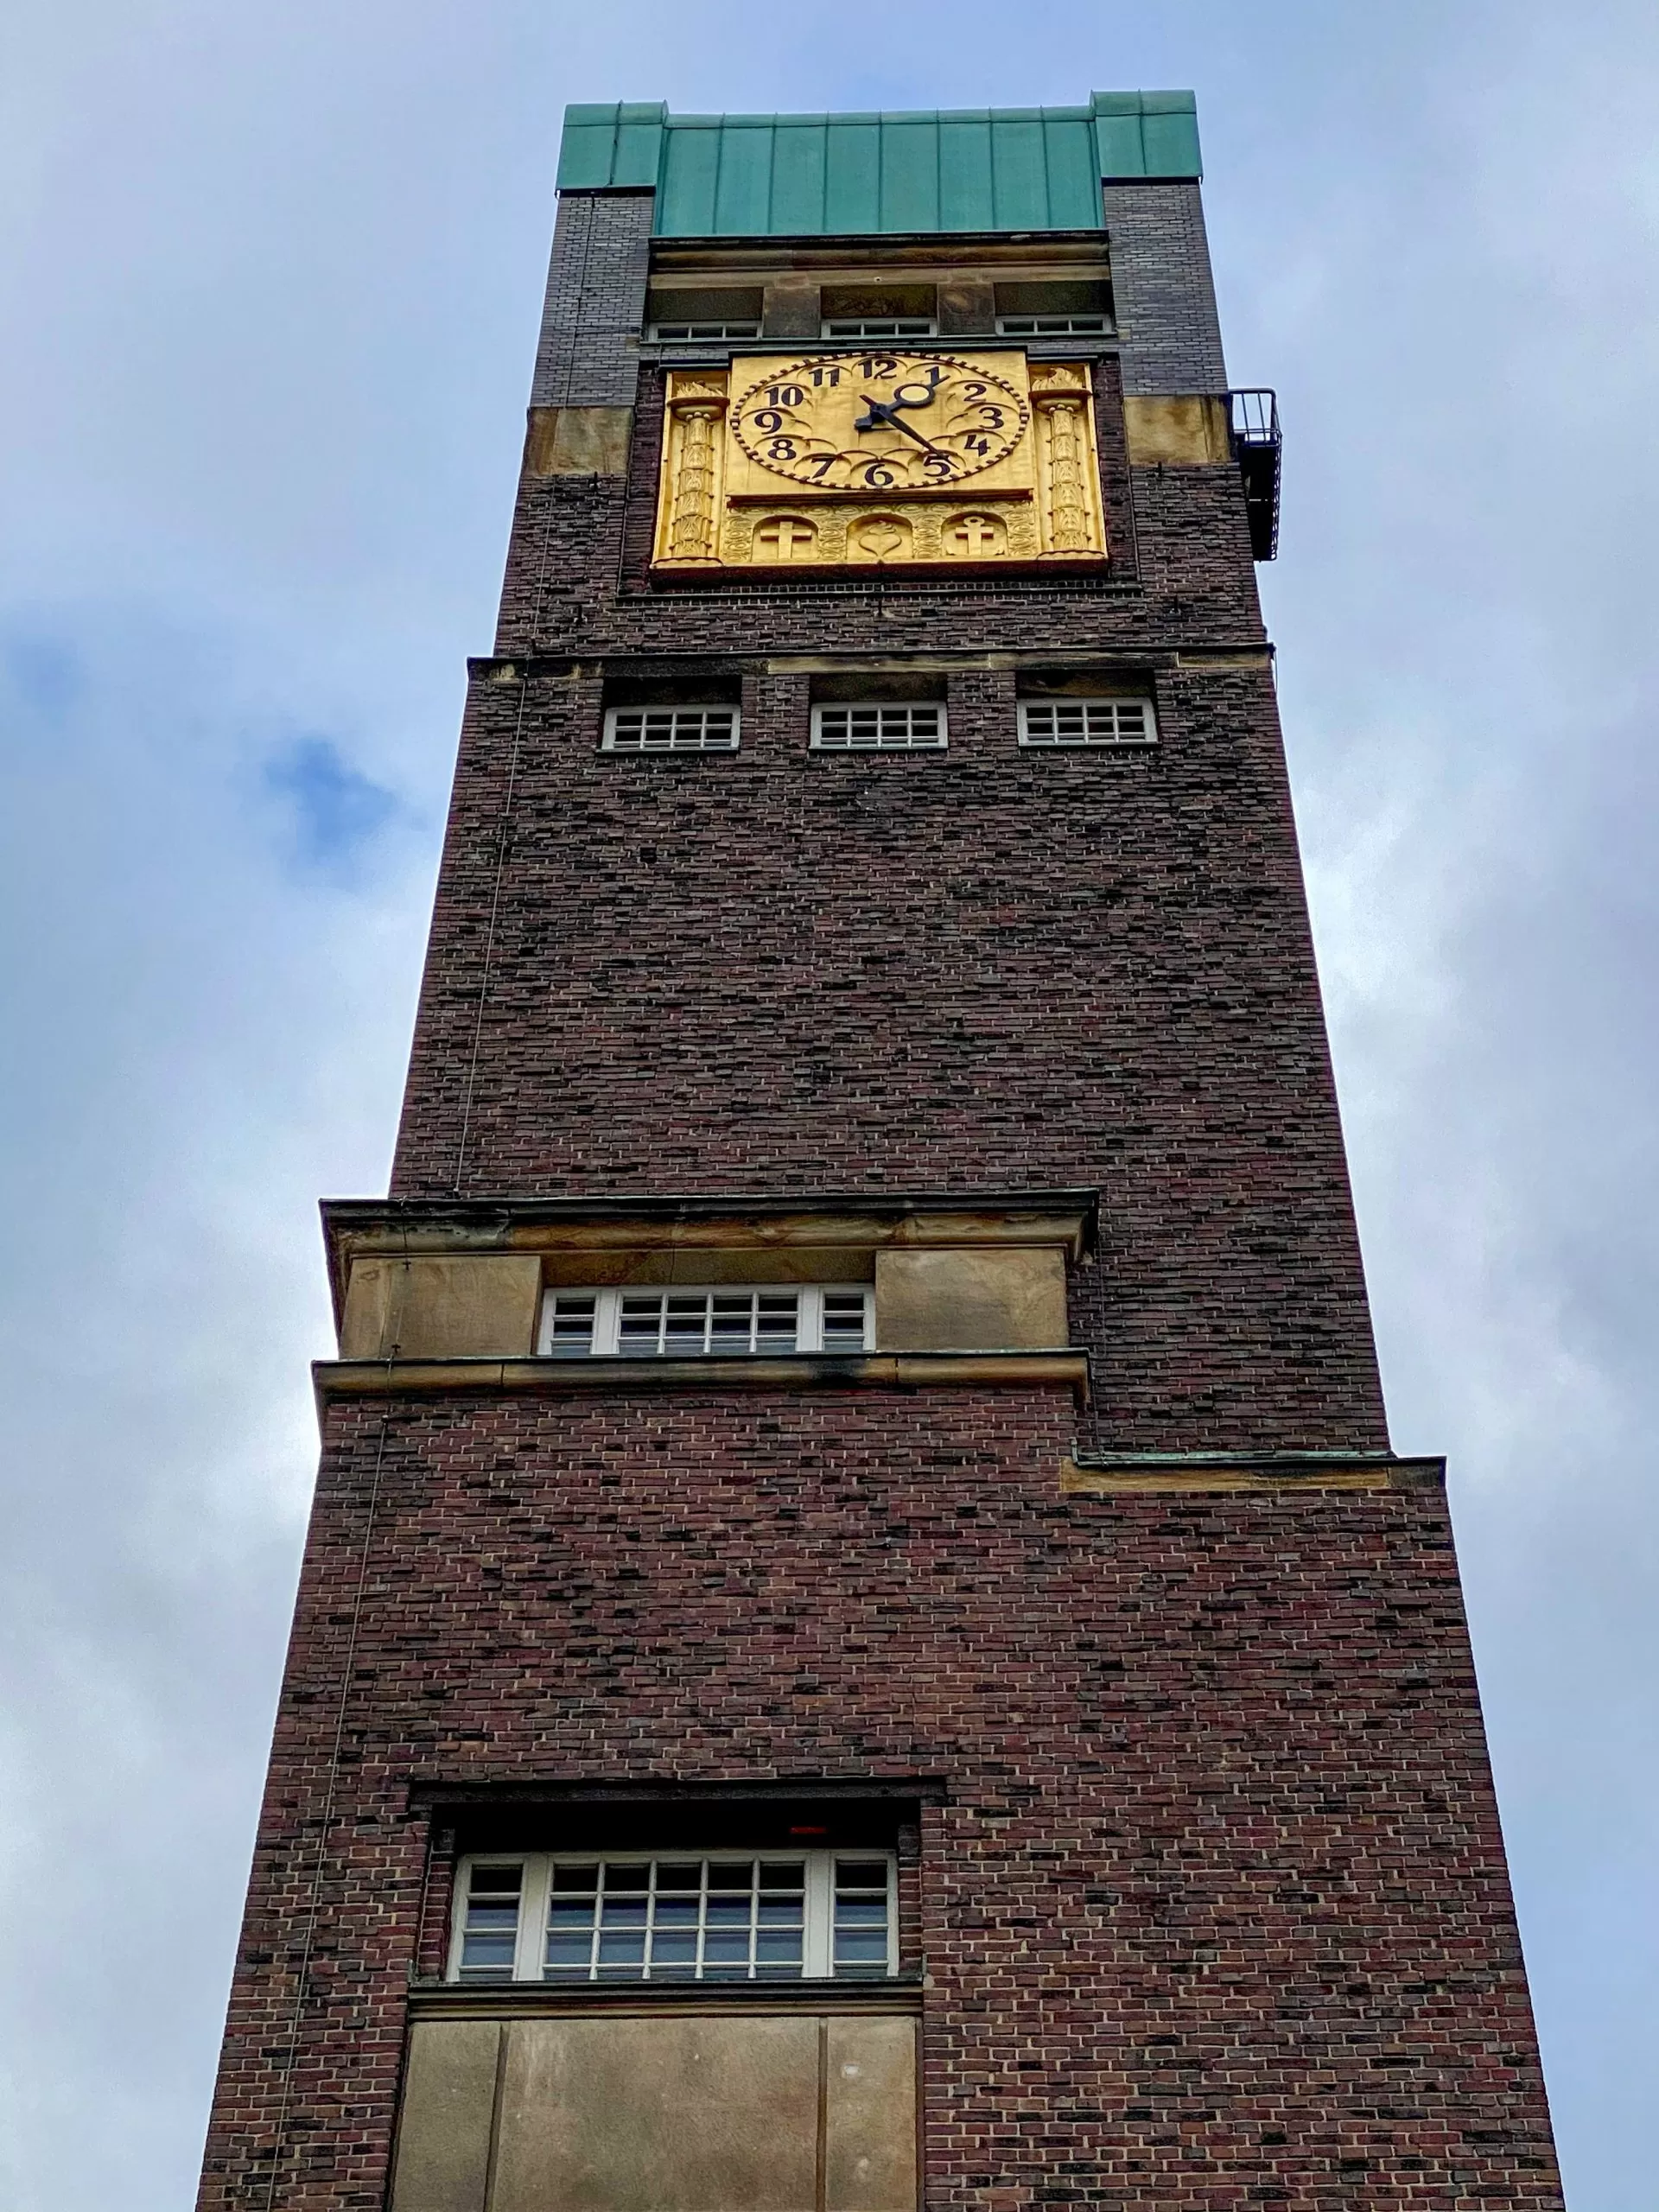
[195,1391,1563,2211]
[1099,182,1229,397]
[401,349,1379,1452]
[529,189,654,409]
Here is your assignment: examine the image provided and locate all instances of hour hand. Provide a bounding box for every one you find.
[854,398,942,454]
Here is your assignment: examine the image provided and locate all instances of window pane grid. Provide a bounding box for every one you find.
[454,1852,894,1983]
[1019,699,1155,748]
[822,319,937,338]
[541,1858,809,1983]
[544,1294,597,1357]
[820,1291,870,1351]
[832,1858,894,1979]
[538,1286,871,1357]
[458,1865,524,1982]
[813,704,946,753]
[617,1289,801,1357]
[649,321,761,340]
[604,707,739,754]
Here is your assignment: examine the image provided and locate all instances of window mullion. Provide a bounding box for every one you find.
[804,1852,833,1978]
[515,1856,549,1982]
[445,1861,472,1982]
[800,1285,823,1352]
[594,1290,620,1357]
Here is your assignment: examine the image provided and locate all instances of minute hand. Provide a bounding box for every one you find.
[852,397,943,454]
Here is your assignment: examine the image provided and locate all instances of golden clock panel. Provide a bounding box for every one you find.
[652,351,1106,571]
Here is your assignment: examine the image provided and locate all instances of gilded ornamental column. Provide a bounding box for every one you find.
[654,370,730,567]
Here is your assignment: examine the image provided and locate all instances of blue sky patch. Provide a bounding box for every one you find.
[261,734,402,878]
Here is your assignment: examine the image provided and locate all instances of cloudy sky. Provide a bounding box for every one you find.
[2,3,1656,2206]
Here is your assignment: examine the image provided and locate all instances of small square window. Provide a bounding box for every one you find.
[1017,698,1156,748]
[811,703,947,753]
[822,318,938,340]
[645,287,764,342]
[648,321,762,342]
[992,281,1112,337]
[603,706,740,754]
[995,314,1110,336]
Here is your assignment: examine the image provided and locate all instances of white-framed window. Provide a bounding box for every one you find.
[822,318,938,340]
[538,1284,872,1358]
[648,321,762,341]
[450,1850,897,1984]
[995,314,1111,336]
[1017,698,1157,748]
[602,705,740,754]
[810,703,947,753]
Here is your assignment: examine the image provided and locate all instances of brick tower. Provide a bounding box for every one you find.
[197,94,1565,2212]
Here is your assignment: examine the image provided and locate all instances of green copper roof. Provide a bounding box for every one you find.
[556,93,1201,236]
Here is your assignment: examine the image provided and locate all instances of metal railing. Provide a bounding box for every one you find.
[1228,389,1281,561]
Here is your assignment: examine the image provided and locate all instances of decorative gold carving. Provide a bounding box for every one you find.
[653,353,1104,569]
[849,513,912,563]
[653,369,730,569]
[1027,360,1092,398]
[753,513,819,561]
[1032,364,1106,560]
[942,512,1007,558]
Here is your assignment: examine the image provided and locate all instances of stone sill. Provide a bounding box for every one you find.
[407,1977,924,2021]
[1062,1450,1446,1496]
[314,1349,1090,1407]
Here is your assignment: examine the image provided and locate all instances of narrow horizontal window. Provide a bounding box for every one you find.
[1018,698,1156,748]
[648,321,761,341]
[811,703,947,753]
[538,1285,871,1358]
[450,1851,896,1983]
[995,314,1111,335]
[822,319,938,340]
[603,706,740,753]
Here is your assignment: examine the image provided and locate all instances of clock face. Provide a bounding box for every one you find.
[729,353,1030,493]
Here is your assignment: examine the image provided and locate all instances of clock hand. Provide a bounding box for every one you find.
[852,397,944,454]
[883,412,946,454]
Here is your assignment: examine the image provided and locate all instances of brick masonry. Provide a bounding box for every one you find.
[1099,183,1229,397]
[194,168,1565,2212]
[196,1392,1562,2210]
[529,190,654,410]
[395,350,1380,1454]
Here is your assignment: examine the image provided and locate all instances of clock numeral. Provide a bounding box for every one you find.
[806,453,837,480]
[751,410,786,433]
[810,365,842,386]
[960,382,988,399]
[862,461,895,488]
[765,385,805,408]
[766,436,799,462]
[961,433,992,455]
[976,404,1006,429]
[923,454,957,480]
[860,356,898,380]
